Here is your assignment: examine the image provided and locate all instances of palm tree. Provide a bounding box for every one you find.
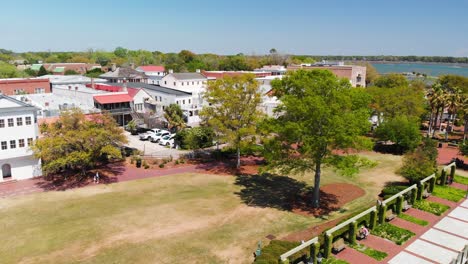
[428,85,447,137]
[460,96,468,143]
[163,104,186,133]
[445,88,462,141]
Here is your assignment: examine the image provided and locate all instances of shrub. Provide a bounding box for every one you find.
[398,138,438,183]
[143,161,149,169]
[371,223,415,245]
[176,127,215,150]
[399,213,428,226]
[175,160,179,165]
[374,116,421,153]
[413,200,450,216]
[381,185,408,198]
[159,163,165,168]
[432,185,465,202]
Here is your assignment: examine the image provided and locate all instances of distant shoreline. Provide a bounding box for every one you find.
[367,61,468,67]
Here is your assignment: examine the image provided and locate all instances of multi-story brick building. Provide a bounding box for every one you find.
[287,62,367,87]
[0,95,42,181]
[0,78,51,95]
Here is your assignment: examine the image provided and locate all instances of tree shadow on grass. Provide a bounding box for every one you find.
[34,161,124,191]
[234,173,339,217]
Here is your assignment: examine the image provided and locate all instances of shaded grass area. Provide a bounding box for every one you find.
[454,174,468,185]
[433,185,466,202]
[399,213,429,226]
[414,200,450,216]
[371,223,415,245]
[0,173,316,264]
[349,243,388,261]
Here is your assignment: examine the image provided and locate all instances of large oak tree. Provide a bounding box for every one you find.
[200,74,263,168]
[263,70,372,208]
[32,109,128,176]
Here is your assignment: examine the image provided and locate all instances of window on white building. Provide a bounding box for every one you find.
[19,139,25,148]
[188,99,191,104]
[0,119,4,128]
[27,138,33,146]
[16,117,23,126]
[181,82,184,86]
[183,100,185,104]
[174,82,176,86]
[1,141,6,150]
[7,118,14,127]
[10,140,16,149]
[159,96,162,101]
[25,116,32,125]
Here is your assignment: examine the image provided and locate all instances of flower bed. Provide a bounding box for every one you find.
[399,213,429,226]
[371,223,415,245]
[413,200,450,216]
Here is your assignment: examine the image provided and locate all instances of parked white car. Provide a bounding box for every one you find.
[159,134,176,147]
[150,130,170,143]
[139,128,161,140]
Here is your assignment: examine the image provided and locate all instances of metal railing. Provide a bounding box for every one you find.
[450,244,468,264]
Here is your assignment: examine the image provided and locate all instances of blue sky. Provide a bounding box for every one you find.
[2,0,468,56]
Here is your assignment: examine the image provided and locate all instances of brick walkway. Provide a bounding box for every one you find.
[451,182,468,191]
[334,191,467,263]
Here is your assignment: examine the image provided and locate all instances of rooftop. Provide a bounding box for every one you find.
[112,82,191,96]
[168,72,207,80]
[36,75,107,84]
[100,67,146,79]
[93,93,133,104]
[13,93,96,113]
[136,65,165,72]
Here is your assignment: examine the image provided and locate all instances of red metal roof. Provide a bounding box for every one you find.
[93,94,133,104]
[126,87,140,98]
[137,65,165,72]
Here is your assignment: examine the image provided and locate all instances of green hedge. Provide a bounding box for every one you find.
[254,240,308,264]
[349,243,388,261]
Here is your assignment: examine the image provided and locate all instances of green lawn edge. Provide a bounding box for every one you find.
[398,213,429,226]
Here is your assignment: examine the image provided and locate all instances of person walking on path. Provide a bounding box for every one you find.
[95,172,100,183]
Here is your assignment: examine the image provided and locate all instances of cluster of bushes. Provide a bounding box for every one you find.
[175,127,214,150]
[398,138,438,183]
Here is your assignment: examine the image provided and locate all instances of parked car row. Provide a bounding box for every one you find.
[137,128,176,148]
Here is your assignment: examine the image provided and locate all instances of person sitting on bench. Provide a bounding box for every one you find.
[358,226,370,240]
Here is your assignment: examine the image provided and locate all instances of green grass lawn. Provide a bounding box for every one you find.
[0,152,403,264]
[371,223,415,245]
[323,256,350,264]
[433,185,466,202]
[454,174,468,185]
[414,200,450,216]
[398,213,429,226]
[0,173,319,264]
[349,243,388,261]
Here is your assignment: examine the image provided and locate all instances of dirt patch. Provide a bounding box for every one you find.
[281,183,365,242]
[291,183,365,217]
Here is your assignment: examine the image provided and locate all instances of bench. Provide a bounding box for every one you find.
[402,200,412,211]
[332,238,346,253]
[423,189,431,198]
[385,209,396,221]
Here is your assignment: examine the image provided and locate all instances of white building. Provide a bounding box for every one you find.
[136,65,166,85]
[254,65,287,76]
[0,95,42,181]
[160,72,207,93]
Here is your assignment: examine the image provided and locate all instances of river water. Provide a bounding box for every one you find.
[371,62,468,77]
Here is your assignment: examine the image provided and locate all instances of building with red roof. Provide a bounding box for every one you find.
[93,93,134,126]
[0,78,51,95]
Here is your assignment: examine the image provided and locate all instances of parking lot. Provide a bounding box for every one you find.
[124,131,189,159]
